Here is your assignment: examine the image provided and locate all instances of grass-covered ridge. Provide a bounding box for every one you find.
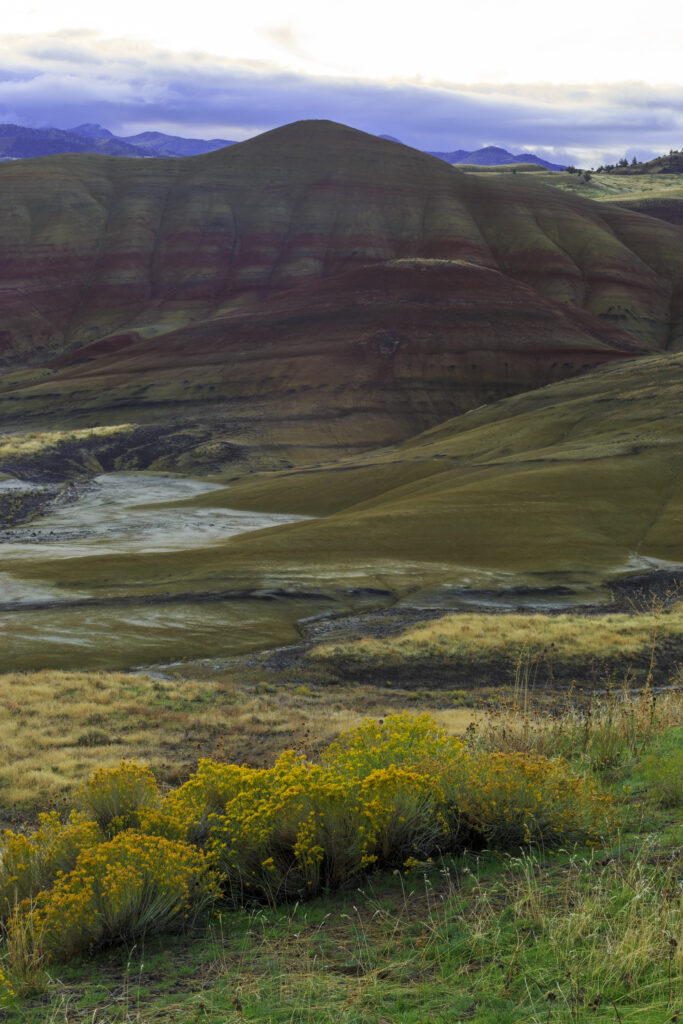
[0,425,133,464]
[0,690,680,1022]
[310,602,683,684]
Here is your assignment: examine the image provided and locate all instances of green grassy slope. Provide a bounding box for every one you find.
[8,353,681,609]
[508,169,683,225]
[202,351,683,582]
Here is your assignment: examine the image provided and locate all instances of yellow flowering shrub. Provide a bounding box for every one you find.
[323,712,465,777]
[80,761,159,835]
[1,713,616,983]
[354,767,449,864]
[9,833,218,965]
[0,966,14,1006]
[209,753,337,902]
[0,812,102,922]
[208,752,452,902]
[445,751,612,846]
[142,760,256,844]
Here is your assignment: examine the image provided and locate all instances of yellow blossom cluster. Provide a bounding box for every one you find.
[322,712,465,777]
[80,761,160,834]
[142,760,252,845]
[9,832,217,964]
[444,751,613,846]
[207,754,449,902]
[0,966,14,1005]
[0,811,102,922]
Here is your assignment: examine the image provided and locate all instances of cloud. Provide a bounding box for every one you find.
[1,31,682,164]
[260,24,313,63]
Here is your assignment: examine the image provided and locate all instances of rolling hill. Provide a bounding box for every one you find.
[1,120,682,475]
[212,348,683,584]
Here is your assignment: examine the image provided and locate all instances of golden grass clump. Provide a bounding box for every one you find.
[0,424,133,462]
[310,604,683,674]
[473,682,683,771]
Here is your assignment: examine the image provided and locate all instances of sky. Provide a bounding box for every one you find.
[2,1,683,165]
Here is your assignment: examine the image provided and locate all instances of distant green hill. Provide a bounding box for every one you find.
[612,152,683,175]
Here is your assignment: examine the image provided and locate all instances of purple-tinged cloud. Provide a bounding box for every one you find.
[1,32,681,165]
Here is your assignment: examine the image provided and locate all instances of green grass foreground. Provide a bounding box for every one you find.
[0,689,681,1023]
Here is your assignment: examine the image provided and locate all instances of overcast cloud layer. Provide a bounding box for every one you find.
[2,32,682,165]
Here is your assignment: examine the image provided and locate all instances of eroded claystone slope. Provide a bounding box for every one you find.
[1,121,682,467]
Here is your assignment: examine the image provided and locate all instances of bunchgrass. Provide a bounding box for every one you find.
[471,678,683,771]
[631,725,683,808]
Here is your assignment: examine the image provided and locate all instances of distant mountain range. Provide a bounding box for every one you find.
[0,122,565,167]
[378,135,565,170]
[425,144,565,170]
[73,123,236,157]
[0,123,236,160]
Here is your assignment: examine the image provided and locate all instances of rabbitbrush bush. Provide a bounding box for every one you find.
[3,715,612,979]
[0,811,102,922]
[142,760,253,845]
[207,753,450,903]
[322,712,465,776]
[79,760,160,834]
[444,750,612,846]
[8,832,217,965]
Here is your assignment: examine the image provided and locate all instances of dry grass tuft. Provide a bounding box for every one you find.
[0,671,474,822]
[470,677,683,773]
